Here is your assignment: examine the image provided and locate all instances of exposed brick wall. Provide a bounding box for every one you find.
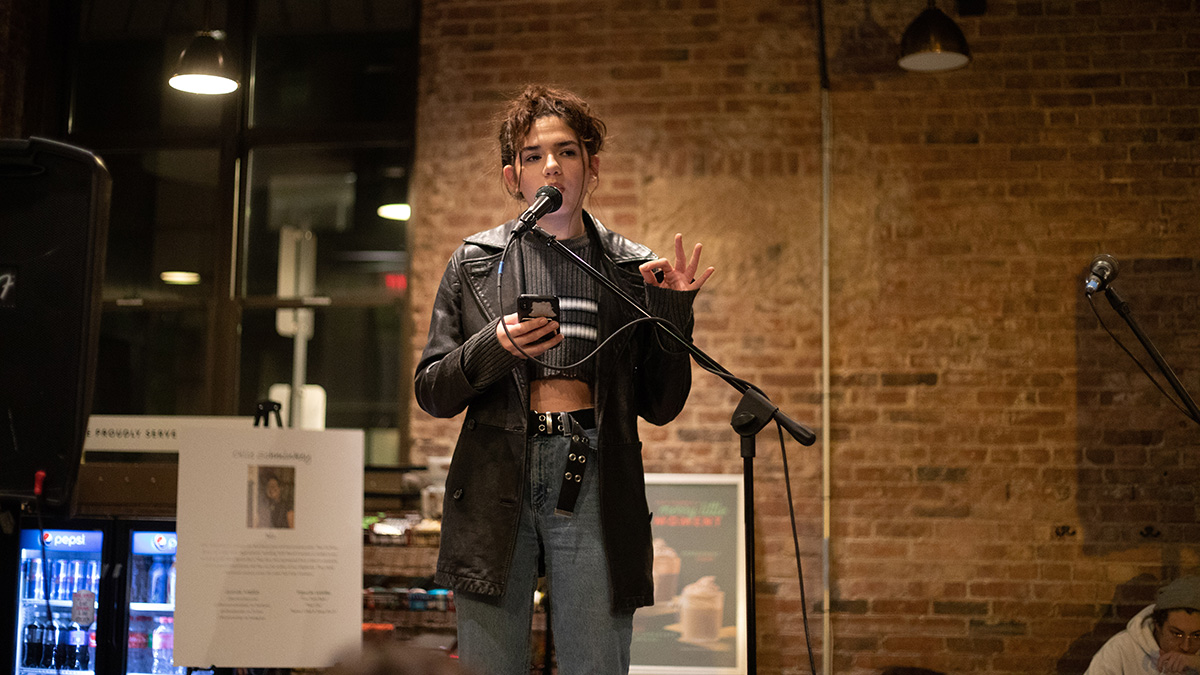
[409,1,1200,673]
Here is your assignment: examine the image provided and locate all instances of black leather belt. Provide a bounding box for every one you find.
[528,408,595,436]
[529,409,596,517]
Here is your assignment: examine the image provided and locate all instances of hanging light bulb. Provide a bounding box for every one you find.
[898,0,971,72]
[169,31,239,95]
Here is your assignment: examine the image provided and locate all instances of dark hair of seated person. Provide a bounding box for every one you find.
[1153,606,1200,627]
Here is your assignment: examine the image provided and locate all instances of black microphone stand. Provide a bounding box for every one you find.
[523,224,816,675]
[1102,285,1200,424]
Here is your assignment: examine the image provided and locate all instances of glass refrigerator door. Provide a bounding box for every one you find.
[14,528,103,674]
[126,531,181,675]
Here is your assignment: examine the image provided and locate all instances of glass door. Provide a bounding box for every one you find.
[14,528,103,673]
[125,531,180,675]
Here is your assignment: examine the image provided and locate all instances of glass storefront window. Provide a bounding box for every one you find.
[242,145,410,299]
[237,306,404,431]
[251,1,419,130]
[64,0,418,467]
[71,1,234,134]
[100,149,221,301]
[94,310,210,415]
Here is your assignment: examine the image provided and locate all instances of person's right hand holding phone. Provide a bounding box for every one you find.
[496,312,563,358]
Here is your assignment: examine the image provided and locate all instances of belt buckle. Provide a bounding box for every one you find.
[535,411,563,436]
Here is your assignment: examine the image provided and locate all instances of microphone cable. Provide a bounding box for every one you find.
[497,226,719,376]
[778,421,819,675]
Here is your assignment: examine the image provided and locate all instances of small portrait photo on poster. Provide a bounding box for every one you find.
[247,465,296,529]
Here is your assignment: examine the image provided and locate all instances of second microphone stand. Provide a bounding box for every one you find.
[1101,285,1200,424]
[521,224,817,675]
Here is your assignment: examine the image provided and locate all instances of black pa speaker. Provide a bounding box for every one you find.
[0,137,111,508]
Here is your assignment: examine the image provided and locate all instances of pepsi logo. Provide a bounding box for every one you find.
[51,533,86,547]
[152,534,177,551]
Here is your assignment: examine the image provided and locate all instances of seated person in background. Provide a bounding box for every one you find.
[1086,576,1200,674]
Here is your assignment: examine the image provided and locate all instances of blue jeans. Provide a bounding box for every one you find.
[456,426,633,675]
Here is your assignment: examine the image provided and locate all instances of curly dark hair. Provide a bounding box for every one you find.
[497,84,607,172]
[1154,606,1200,628]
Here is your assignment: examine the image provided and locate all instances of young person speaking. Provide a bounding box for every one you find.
[415,85,714,674]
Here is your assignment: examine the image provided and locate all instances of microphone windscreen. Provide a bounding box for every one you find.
[1091,253,1119,279]
[535,185,563,213]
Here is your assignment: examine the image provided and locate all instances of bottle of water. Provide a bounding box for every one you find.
[150,616,177,674]
[148,559,167,604]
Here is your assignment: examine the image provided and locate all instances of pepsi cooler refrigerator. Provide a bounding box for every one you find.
[125,531,181,675]
[13,527,102,672]
[6,521,188,675]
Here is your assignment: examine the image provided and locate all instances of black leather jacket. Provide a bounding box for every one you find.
[414,212,696,611]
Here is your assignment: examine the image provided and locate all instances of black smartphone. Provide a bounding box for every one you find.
[517,294,560,343]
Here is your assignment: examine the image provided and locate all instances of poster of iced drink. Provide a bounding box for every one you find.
[631,474,746,674]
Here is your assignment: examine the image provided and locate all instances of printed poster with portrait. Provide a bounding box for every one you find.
[174,426,364,668]
[631,473,746,674]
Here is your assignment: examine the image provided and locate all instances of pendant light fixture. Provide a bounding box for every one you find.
[898,0,971,72]
[169,30,239,95]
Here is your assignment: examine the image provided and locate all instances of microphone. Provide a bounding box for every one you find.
[1084,254,1119,295]
[513,185,563,235]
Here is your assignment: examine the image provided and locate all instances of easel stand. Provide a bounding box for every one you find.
[254,401,284,428]
[523,226,817,675]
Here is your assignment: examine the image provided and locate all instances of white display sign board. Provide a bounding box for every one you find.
[84,415,251,456]
[173,427,364,668]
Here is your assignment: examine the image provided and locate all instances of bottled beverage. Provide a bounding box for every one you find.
[26,556,44,600]
[130,556,146,603]
[167,561,177,605]
[151,616,178,674]
[149,559,167,604]
[57,618,71,669]
[40,617,60,668]
[86,559,101,595]
[66,620,88,669]
[21,618,43,668]
[128,615,151,673]
[88,627,97,672]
